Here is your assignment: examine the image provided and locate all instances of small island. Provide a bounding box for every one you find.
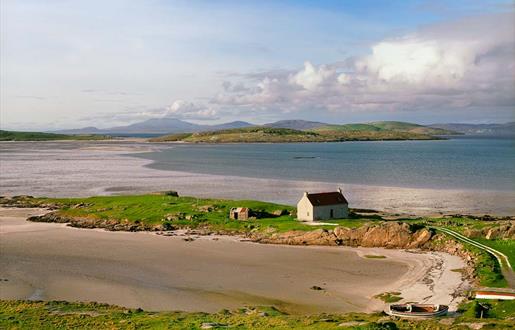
[149,121,458,143]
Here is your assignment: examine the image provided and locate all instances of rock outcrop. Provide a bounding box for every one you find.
[0,196,59,209]
[252,222,433,249]
[463,221,515,240]
[28,212,164,231]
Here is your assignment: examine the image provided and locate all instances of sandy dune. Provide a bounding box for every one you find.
[0,208,468,314]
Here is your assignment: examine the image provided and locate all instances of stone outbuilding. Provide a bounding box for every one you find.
[229,207,250,220]
[297,188,349,221]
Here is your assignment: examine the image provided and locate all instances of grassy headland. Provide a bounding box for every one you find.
[0,130,110,141]
[1,300,513,329]
[6,194,366,234]
[149,121,457,143]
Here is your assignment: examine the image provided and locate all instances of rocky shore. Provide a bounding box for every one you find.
[250,222,433,248]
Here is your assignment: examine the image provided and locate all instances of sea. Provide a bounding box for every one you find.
[136,136,515,192]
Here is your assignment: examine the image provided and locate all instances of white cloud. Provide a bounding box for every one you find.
[289,61,335,90]
[212,12,515,116]
[165,100,218,120]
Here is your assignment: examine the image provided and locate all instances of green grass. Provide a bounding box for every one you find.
[34,194,370,234]
[373,292,402,303]
[466,245,508,288]
[457,299,515,320]
[364,255,387,259]
[4,300,514,330]
[475,238,515,269]
[0,130,110,141]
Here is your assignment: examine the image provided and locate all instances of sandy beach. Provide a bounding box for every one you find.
[0,208,468,314]
[0,141,514,216]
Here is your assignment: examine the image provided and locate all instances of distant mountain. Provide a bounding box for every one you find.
[55,119,254,135]
[264,120,328,130]
[429,122,515,136]
[210,121,254,130]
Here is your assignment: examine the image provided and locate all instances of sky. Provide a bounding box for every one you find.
[1,0,514,130]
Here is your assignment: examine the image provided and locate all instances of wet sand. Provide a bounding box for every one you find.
[0,208,467,313]
[0,141,514,216]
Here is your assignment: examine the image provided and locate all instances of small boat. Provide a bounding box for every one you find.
[387,303,449,319]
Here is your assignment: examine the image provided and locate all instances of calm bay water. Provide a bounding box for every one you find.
[138,137,515,192]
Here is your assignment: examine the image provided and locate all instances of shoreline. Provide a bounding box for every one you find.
[0,208,469,314]
[0,141,514,216]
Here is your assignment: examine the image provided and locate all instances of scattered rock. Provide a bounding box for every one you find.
[272,209,288,216]
[197,205,215,212]
[310,285,325,291]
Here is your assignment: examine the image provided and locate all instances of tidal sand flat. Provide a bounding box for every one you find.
[1,141,514,216]
[0,208,466,314]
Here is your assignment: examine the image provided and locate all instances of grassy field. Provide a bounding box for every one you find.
[475,238,515,268]
[0,130,110,141]
[149,126,442,143]
[373,292,402,303]
[1,300,513,330]
[33,194,370,233]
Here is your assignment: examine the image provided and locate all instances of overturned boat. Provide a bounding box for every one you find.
[387,303,449,319]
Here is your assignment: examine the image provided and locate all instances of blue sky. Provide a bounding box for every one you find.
[1,0,514,129]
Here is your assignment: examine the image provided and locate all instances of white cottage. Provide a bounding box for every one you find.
[297,188,349,221]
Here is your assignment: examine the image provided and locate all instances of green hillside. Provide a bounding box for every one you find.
[368,121,458,135]
[313,121,458,136]
[0,130,110,141]
[150,127,324,143]
[313,123,382,132]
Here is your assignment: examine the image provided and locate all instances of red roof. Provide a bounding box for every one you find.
[307,192,348,206]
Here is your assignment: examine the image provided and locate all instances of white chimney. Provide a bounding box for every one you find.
[337,187,342,194]
[303,191,308,197]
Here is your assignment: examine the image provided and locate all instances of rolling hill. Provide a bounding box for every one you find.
[263,120,328,130]
[313,121,458,136]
